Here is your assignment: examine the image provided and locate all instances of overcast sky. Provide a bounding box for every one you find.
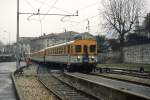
[0,0,150,44]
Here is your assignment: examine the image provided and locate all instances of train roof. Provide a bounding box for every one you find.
[31,40,75,54]
[31,38,96,54]
[46,40,75,49]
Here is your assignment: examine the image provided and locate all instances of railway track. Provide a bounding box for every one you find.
[37,65,98,100]
[111,70,150,79]
[96,68,150,79]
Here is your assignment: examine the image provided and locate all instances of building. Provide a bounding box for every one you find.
[30,31,79,53]
[29,31,97,53]
[15,37,35,58]
[30,33,57,52]
[134,13,150,38]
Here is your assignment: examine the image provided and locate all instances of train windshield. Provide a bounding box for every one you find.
[90,45,96,52]
[75,45,81,52]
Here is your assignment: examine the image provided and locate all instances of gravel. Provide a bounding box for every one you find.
[15,64,59,100]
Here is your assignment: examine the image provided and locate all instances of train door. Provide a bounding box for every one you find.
[83,45,88,55]
[83,45,89,62]
[67,45,71,66]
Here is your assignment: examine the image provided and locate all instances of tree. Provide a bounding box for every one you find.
[102,0,145,62]
[96,35,106,53]
[143,13,150,33]
[102,0,145,47]
[108,39,121,51]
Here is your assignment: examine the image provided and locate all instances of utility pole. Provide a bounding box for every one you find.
[65,29,70,69]
[16,0,20,69]
[86,19,90,33]
[16,0,78,69]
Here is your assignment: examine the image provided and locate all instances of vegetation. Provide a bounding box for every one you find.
[96,35,107,53]
[102,0,145,47]
[102,0,145,62]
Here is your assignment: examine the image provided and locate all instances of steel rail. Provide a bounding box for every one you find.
[37,65,96,100]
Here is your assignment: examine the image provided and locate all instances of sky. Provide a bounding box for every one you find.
[0,0,150,44]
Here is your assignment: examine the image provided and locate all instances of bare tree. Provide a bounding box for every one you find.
[102,0,145,47]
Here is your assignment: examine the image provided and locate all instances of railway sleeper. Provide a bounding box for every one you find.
[71,96,89,100]
[38,66,96,100]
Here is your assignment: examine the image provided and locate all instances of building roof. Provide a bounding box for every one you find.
[19,37,35,44]
[71,32,95,40]
[30,31,79,41]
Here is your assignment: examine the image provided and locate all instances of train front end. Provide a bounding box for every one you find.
[68,39,97,72]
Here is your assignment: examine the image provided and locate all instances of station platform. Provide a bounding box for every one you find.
[65,72,150,100]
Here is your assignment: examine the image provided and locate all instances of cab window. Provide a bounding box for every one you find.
[90,45,96,52]
[75,45,81,52]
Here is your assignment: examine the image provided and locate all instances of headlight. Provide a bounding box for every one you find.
[91,56,95,61]
[77,56,80,61]
[91,56,94,59]
[77,56,80,59]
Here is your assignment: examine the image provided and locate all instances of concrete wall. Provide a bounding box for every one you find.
[123,44,150,64]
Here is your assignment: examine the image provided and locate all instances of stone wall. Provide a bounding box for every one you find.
[123,44,150,64]
[98,52,121,64]
[98,44,150,64]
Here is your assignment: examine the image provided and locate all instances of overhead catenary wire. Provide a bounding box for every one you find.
[25,0,59,36]
[25,0,99,23]
[23,0,101,34]
[34,0,73,15]
[60,1,100,22]
[67,14,100,28]
[27,0,59,21]
[53,7,74,15]
[77,1,100,12]
[59,0,101,33]
[40,0,59,20]
[38,0,48,10]
[66,13,103,34]
[24,0,36,12]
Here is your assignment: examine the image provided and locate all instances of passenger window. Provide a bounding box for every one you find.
[75,45,81,52]
[90,45,96,52]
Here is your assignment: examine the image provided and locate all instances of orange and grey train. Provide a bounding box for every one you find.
[30,39,97,72]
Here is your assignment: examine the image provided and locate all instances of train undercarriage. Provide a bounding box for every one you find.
[31,59,96,73]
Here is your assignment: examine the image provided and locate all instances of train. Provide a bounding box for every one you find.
[30,38,97,72]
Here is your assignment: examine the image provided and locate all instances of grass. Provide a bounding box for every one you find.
[97,63,150,71]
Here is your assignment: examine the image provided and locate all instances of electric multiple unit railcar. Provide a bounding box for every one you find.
[30,39,97,72]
